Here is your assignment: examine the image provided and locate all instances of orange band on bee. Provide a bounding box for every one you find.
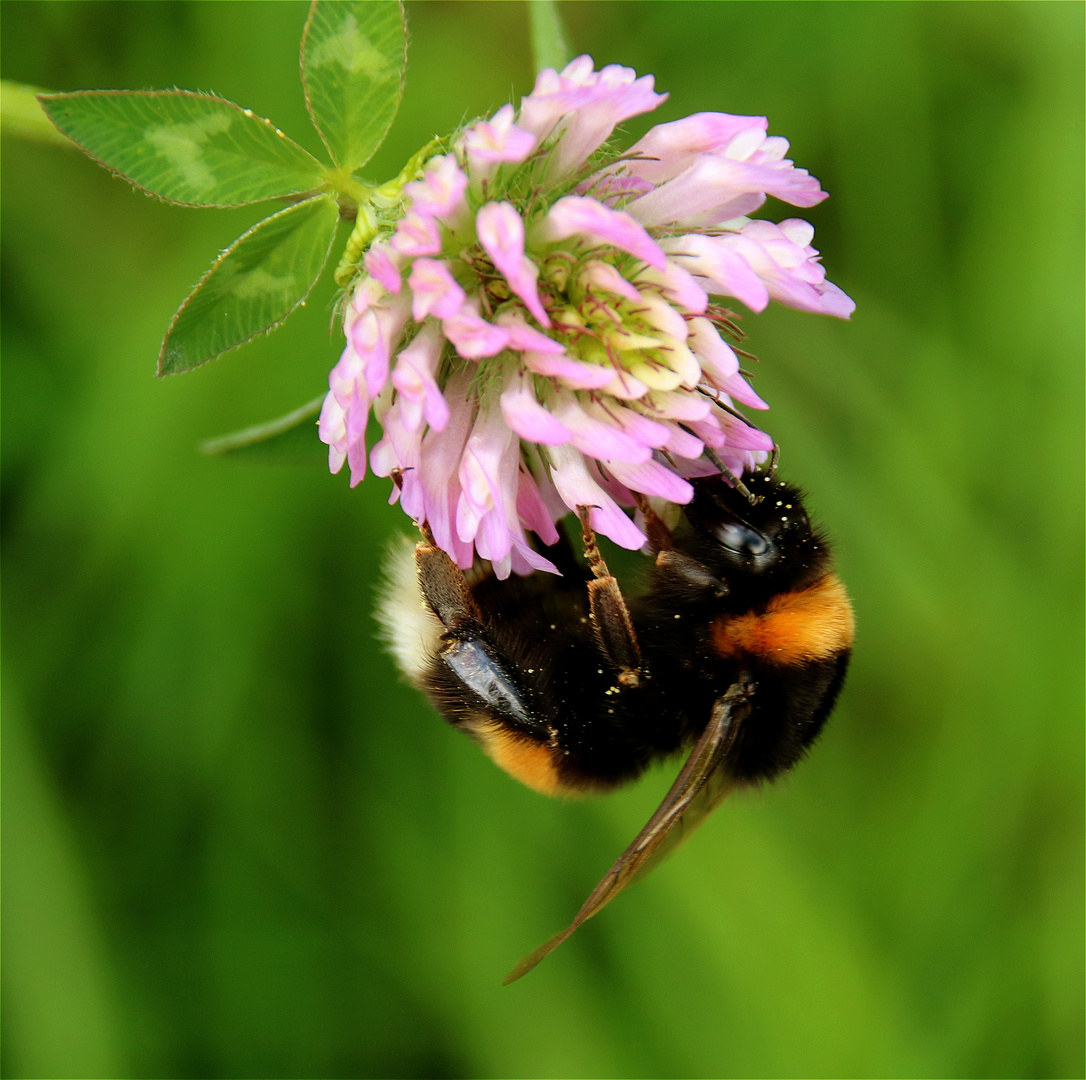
[465,715,564,796]
[711,573,855,664]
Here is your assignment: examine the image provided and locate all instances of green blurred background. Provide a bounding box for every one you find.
[2,3,1082,1077]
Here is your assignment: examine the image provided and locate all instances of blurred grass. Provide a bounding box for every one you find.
[1,2,1082,1078]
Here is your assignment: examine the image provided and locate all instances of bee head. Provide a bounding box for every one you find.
[681,472,831,593]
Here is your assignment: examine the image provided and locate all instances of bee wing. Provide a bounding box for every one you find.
[503,672,756,984]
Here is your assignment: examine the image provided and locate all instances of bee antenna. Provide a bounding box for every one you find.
[768,443,780,478]
[703,448,760,505]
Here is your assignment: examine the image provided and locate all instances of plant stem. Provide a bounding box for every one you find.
[0,81,74,149]
[528,0,572,75]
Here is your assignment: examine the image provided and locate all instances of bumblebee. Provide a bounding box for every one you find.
[378,465,854,982]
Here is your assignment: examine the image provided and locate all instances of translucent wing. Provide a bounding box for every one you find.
[503,672,756,984]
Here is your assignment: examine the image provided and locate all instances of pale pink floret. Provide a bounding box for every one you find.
[627,153,826,229]
[548,444,648,551]
[518,56,667,182]
[606,458,694,504]
[720,219,856,318]
[661,233,771,313]
[390,323,449,435]
[534,196,667,270]
[550,397,654,464]
[460,104,537,173]
[456,404,558,578]
[363,242,403,294]
[635,261,709,315]
[500,373,572,445]
[624,112,770,185]
[495,310,566,353]
[345,292,410,399]
[317,390,349,473]
[608,403,671,449]
[581,260,642,303]
[441,303,510,358]
[403,155,469,223]
[407,258,466,321]
[322,343,372,487]
[520,349,616,390]
[412,370,476,569]
[389,212,442,257]
[457,406,516,559]
[476,202,550,327]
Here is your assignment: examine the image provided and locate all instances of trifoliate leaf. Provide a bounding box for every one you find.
[158,195,339,375]
[39,90,326,206]
[301,0,406,173]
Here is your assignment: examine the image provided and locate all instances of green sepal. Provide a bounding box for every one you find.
[301,0,407,173]
[201,396,328,463]
[38,89,326,207]
[158,195,340,376]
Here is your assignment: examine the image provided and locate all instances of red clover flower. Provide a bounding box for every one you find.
[319,56,853,578]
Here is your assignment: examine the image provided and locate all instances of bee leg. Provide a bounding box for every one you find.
[543,517,590,580]
[633,492,676,553]
[413,532,548,741]
[413,525,482,632]
[577,507,643,689]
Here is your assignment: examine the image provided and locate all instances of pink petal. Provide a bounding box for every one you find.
[476,202,550,327]
[521,350,616,389]
[581,260,643,303]
[347,299,410,399]
[659,422,704,459]
[598,368,651,401]
[363,242,402,294]
[627,155,827,229]
[390,212,442,257]
[404,155,469,221]
[722,220,855,319]
[494,310,566,353]
[500,374,572,445]
[676,192,768,229]
[608,403,672,448]
[508,539,559,577]
[343,391,372,487]
[549,444,647,551]
[515,467,561,547]
[317,390,348,473]
[456,407,515,558]
[442,306,511,358]
[518,57,667,181]
[661,234,771,312]
[534,196,667,270]
[687,317,740,383]
[578,171,655,205]
[417,372,476,569]
[639,389,712,423]
[636,261,709,314]
[408,258,466,321]
[550,398,653,463]
[604,458,694,503]
[391,324,449,433]
[461,104,537,164]
[623,112,769,185]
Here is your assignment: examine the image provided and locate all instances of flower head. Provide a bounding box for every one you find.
[321,57,853,578]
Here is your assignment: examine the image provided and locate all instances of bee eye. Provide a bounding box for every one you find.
[716,522,768,555]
